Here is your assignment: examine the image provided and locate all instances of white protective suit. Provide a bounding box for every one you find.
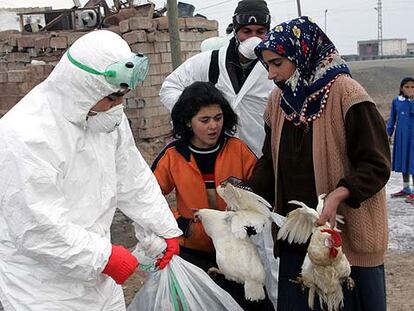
[159,39,274,157]
[0,30,181,311]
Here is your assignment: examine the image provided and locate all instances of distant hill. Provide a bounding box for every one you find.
[349,58,414,119]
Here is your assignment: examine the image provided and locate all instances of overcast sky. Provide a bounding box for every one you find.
[0,0,412,54]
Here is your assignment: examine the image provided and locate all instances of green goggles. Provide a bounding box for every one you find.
[67,50,149,90]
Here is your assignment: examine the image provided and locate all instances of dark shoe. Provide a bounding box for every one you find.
[405,194,414,203]
[391,188,411,198]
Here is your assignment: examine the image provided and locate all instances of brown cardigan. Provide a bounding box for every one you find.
[262,75,390,267]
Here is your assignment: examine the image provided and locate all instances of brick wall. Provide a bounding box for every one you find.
[0,16,218,143]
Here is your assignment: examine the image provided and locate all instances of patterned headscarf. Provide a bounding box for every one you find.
[255,16,351,124]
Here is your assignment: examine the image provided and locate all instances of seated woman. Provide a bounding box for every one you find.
[151,81,274,310]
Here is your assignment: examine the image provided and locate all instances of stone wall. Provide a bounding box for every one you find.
[0,16,218,142]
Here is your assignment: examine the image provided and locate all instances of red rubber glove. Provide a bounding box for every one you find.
[102,245,138,285]
[157,237,180,269]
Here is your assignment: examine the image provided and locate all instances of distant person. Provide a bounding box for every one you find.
[152,82,274,310]
[159,0,274,157]
[387,77,414,200]
[249,16,390,311]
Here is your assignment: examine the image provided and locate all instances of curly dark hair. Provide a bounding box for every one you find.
[171,82,238,140]
[399,77,414,97]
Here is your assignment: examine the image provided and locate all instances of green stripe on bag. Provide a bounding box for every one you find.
[169,269,189,311]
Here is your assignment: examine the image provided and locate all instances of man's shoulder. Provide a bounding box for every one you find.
[183,50,213,64]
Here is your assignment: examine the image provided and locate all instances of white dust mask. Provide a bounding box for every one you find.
[87,104,124,133]
[238,36,262,60]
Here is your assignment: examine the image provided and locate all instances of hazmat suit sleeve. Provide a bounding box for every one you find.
[114,115,182,238]
[159,51,212,111]
[1,136,111,282]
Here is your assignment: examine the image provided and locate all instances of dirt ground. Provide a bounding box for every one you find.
[110,211,414,310]
[385,251,414,311]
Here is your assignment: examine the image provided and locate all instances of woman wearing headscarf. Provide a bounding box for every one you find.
[248,17,390,311]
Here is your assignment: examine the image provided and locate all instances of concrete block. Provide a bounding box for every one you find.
[178,18,186,30]
[155,17,186,31]
[6,52,30,63]
[154,17,168,30]
[0,72,7,83]
[138,105,169,118]
[147,64,160,76]
[0,62,7,72]
[130,42,155,54]
[138,124,171,139]
[133,3,155,19]
[125,97,146,109]
[154,31,170,42]
[180,41,201,52]
[119,20,130,33]
[146,31,155,43]
[185,18,218,31]
[160,63,172,75]
[7,70,29,83]
[143,96,163,107]
[138,114,171,129]
[0,30,19,41]
[201,30,219,39]
[150,74,165,86]
[0,83,13,95]
[27,48,38,58]
[20,81,37,93]
[129,17,153,31]
[29,64,45,77]
[50,36,67,49]
[142,78,151,87]
[66,32,85,46]
[8,34,21,47]
[34,37,50,50]
[183,51,199,60]
[140,86,160,98]
[0,95,22,110]
[123,30,147,45]
[7,63,26,70]
[107,26,121,35]
[125,108,140,118]
[17,36,35,49]
[161,52,171,63]
[0,42,14,54]
[154,42,168,53]
[147,53,161,64]
[179,30,203,42]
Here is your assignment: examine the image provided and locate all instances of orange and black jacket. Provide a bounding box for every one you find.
[151,135,257,252]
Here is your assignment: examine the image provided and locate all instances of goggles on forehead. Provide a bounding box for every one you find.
[233,14,271,27]
[66,50,149,90]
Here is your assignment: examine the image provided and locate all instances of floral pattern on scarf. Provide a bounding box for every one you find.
[255,16,351,124]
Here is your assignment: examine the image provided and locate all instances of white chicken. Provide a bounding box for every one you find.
[195,180,284,301]
[277,195,354,311]
[195,208,266,301]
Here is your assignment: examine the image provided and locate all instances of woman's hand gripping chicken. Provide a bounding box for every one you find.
[278,194,354,311]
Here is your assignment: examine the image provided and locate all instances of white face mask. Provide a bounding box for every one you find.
[238,36,263,60]
[86,104,124,133]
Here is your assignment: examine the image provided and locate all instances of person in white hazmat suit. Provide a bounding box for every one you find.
[159,0,275,157]
[0,30,182,311]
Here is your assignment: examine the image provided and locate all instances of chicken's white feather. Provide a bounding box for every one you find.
[196,209,266,301]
